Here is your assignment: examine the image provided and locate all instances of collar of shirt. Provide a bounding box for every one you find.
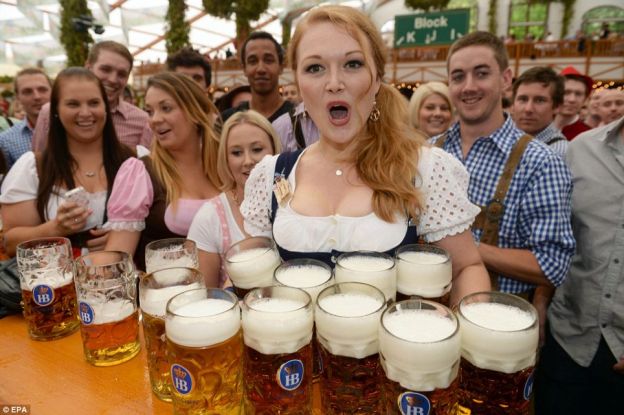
[601,116,624,144]
[18,119,32,134]
[446,113,524,157]
[114,100,133,120]
[534,122,564,143]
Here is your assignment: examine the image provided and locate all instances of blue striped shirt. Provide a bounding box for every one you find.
[431,115,575,293]
[0,120,32,169]
[533,122,568,160]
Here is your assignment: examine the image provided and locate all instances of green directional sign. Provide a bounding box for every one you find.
[394,9,470,48]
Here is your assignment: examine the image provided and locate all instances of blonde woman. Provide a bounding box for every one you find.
[104,72,221,270]
[241,5,490,305]
[408,81,454,138]
[188,110,281,287]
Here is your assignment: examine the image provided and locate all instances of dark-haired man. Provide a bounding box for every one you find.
[0,68,51,168]
[511,66,568,158]
[221,32,293,123]
[166,47,212,91]
[32,41,152,151]
[433,31,574,344]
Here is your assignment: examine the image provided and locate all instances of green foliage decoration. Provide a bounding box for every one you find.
[488,0,497,34]
[404,0,451,10]
[203,0,270,49]
[166,0,191,54]
[557,0,576,39]
[282,20,292,50]
[60,0,93,67]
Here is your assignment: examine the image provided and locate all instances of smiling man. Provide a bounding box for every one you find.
[32,41,152,151]
[0,68,51,168]
[432,31,575,344]
[511,66,568,158]
[221,32,293,123]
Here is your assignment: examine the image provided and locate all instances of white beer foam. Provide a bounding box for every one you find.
[145,256,198,274]
[242,297,313,355]
[21,268,73,290]
[83,299,135,325]
[379,310,460,391]
[140,282,203,317]
[335,256,397,302]
[275,265,333,303]
[459,302,538,373]
[315,293,384,359]
[397,251,452,297]
[166,298,240,347]
[226,248,281,289]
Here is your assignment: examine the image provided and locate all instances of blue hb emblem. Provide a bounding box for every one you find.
[79,302,95,325]
[277,359,304,391]
[171,364,194,395]
[524,370,535,400]
[33,284,54,306]
[398,392,431,415]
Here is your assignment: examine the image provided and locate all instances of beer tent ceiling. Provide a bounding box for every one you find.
[0,0,373,75]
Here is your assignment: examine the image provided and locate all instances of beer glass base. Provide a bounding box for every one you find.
[85,341,141,367]
[318,343,384,414]
[383,376,459,415]
[28,320,80,341]
[458,358,533,415]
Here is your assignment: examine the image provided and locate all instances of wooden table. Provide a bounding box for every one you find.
[0,315,322,414]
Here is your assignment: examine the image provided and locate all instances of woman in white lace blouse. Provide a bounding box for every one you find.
[241,6,490,305]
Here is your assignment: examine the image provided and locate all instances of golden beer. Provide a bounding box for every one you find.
[79,307,141,366]
[457,292,538,415]
[17,238,79,340]
[75,251,141,366]
[166,288,243,414]
[21,281,79,340]
[140,268,205,401]
[379,300,461,415]
[315,282,386,414]
[242,286,314,414]
[395,245,452,307]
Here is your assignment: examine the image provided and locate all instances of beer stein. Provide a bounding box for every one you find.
[166,288,243,414]
[315,282,386,414]
[140,267,205,402]
[145,238,199,273]
[334,251,397,302]
[379,299,461,415]
[16,237,79,340]
[457,291,539,415]
[242,286,314,414]
[395,244,452,305]
[224,236,281,299]
[74,251,141,366]
[274,259,334,383]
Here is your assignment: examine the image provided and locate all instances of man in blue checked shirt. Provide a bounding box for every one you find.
[0,68,51,169]
[432,32,575,342]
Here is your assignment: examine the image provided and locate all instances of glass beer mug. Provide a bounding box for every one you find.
[395,244,452,305]
[74,251,141,366]
[457,291,539,415]
[140,267,205,402]
[242,286,314,414]
[145,238,199,273]
[379,299,461,415]
[334,251,397,302]
[16,237,79,340]
[315,282,386,414]
[166,288,243,414]
[224,236,281,299]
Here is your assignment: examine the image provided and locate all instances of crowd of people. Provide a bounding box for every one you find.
[0,4,623,414]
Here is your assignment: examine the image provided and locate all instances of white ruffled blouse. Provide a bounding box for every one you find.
[241,146,480,253]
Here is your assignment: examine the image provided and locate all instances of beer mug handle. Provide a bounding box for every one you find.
[126,271,142,301]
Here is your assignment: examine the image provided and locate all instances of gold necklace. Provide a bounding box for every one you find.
[230,189,241,206]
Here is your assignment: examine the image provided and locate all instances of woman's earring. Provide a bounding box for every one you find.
[369,101,380,122]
